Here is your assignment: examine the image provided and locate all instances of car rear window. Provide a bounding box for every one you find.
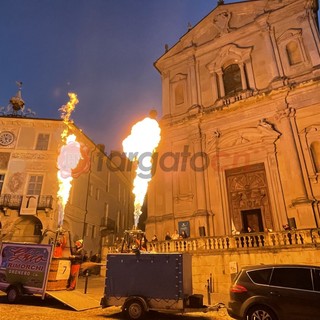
[247,268,272,285]
[270,267,312,290]
[312,268,320,291]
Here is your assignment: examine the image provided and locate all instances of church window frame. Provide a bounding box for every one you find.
[286,40,303,66]
[222,63,243,96]
[170,73,188,114]
[277,29,309,75]
[175,83,185,105]
[310,141,320,173]
[301,125,320,184]
[35,133,50,150]
[27,174,43,195]
[206,44,254,103]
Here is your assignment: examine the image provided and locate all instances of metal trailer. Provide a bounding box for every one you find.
[100,252,224,320]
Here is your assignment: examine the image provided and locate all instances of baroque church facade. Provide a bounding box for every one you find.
[146,0,320,239]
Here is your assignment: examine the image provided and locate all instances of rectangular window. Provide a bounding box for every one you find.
[84,223,89,237]
[313,268,320,291]
[95,188,100,200]
[247,268,272,285]
[116,211,120,233]
[97,156,103,172]
[106,172,110,193]
[270,267,312,290]
[27,175,43,195]
[0,174,5,194]
[92,225,96,238]
[89,184,94,197]
[123,189,126,205]
[104,203,109,218]
[35,134,50,150]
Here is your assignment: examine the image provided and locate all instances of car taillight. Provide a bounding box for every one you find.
[230,284,248,293]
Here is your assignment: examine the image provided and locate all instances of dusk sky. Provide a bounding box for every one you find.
[1,1,318,153]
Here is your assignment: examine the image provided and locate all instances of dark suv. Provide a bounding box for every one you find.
[227,264,320,320]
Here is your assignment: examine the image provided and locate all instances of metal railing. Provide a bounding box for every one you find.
[0,194,53,210]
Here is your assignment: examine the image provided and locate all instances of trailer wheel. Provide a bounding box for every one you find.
[7,285,22,304]
[124,299,146,320]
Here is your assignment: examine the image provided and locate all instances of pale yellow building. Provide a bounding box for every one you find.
[0,95,133,256]
[147,0,320,239]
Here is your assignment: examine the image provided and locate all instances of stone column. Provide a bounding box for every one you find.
[239,63,248,90]
[162,72,170,116]
[216,68,225,97]
[207,64,219,101]
[276,108,307,201]
[244,59,256,90]
[255,16,283,78]
[210,71,219,101]
[196,60,203,106]
[188,56,198,106]
[191,134,208,212]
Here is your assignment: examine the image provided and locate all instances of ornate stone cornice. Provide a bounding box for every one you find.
[146,213,174,223]
[193,209,210,217]
[27,162,48,171]
[12,152,49,160]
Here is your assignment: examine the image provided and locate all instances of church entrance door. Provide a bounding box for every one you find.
[241,208,263,232]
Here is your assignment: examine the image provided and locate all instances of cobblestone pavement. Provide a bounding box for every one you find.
[0,275,234,320]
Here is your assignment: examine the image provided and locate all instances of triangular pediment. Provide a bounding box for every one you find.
[155,0,266,67]
[154,0,302,72]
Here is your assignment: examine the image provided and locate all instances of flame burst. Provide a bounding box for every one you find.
[57,93,81,227]
[122,116,161,228]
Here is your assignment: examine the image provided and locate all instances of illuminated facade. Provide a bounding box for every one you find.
[0,116,133,256]
[147,0,320,239]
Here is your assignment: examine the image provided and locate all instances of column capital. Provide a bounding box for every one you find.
[275,108,296,122]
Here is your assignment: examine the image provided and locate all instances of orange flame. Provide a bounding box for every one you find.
[122,116,161,228]
[57,93,80,227]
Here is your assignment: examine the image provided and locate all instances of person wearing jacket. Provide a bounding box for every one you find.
[67,239,84,290]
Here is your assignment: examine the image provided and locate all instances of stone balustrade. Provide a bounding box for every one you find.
[105,228,320,254]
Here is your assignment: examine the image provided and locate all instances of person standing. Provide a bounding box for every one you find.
[53,233,67,258]
[180,230,188,239]
[165,232,171,241]
[171,230,180,240]
[67,239,84,290]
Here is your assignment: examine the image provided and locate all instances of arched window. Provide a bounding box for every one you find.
[223,64,242,96]
[311,141,320,172]
[286,41,302,66]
